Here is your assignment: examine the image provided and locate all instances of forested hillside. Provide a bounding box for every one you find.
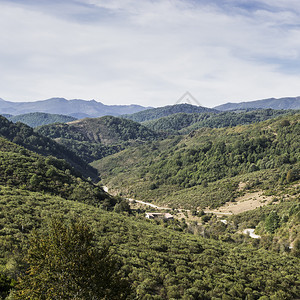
[122,103,218,122]
[0,110,299,299]
[36,116,159,162]
[1,186,299,299]
[0,137,114,207]
[0,115,98,179]
[93,114,300,209]
[143,109,294,134]
[8,112,77,127]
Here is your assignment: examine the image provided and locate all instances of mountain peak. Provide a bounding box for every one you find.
[0,97,149,117]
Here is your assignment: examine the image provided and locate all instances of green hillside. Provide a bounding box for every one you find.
[1,187,299,299]
[0,137,113,207]
[0,115,98,179]
[36,116,159,163]
[0,113,299,299]
[8,112,77,127]
[92,114,300,209]
[122,104,218,122]
[143,109,296,134]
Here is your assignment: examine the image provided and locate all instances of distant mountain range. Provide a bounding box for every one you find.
[0,96,300,120]
[214,96,300,111]
[0,97,151,117]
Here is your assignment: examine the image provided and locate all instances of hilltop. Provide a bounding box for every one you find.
[122,103,218,122]
[143,109,295,134]
[36,116,159,162]
[8,112,77,127]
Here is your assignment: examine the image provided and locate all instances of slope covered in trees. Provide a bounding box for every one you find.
[36,116,159,162]
[0,115,98,179]
[0,110,299,299]
[8,112,77,127]
[93,114,300,209]
[143,109,294,134]
[122,103,218,122]
[0,137,114,207]
[0,187,299,299]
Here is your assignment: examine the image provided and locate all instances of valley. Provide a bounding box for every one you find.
[0,101,299,299]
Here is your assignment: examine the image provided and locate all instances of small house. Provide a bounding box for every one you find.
[145,212,174,220]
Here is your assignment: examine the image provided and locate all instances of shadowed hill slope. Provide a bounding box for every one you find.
[0,115,98,180]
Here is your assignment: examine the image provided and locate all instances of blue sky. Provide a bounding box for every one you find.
[0,0,300,107]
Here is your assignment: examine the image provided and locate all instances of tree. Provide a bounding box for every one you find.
[114,199,131,214]
[15,217,131,299]
[265,211,280,234]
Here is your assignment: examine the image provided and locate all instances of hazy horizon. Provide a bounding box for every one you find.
[1,0,300,107]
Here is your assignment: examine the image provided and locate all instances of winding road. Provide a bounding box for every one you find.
[103,185,261,239]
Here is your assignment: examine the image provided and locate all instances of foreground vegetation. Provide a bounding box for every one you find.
[0,186,299,299]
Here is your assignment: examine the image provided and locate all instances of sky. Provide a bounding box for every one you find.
[1,0,300,107]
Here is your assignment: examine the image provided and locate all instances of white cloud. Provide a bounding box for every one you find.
[0,0,300,107]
